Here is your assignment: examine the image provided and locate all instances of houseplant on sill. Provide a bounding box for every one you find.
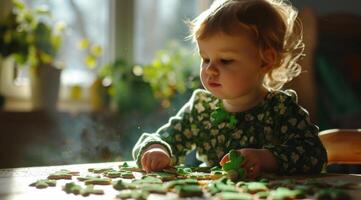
[0,0,65,111]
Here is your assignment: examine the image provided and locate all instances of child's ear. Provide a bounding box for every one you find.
[260,48,277,73]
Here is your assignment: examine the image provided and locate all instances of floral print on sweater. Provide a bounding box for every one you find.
[132,89,327,174]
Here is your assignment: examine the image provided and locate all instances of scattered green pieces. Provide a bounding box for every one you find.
[141,184,167,194]
[316,189,351,200]
[29,164,353,200]
[47,169,79,180]
[29,179,56,189]
[238,182,268,194]
[208,178,237,195]
[147,171,177,181]
[175,185,203,198]
[76,175,111,185]
[211,166,223,171]
[84,177,112,185]
[81,185,104,196]
[191,166,213,173]
[269,187,304,200]
[187,172,213,180]
[176,167,192,175]
[165,179,199,190]
[132,176,163,185]
[104,170,122,178]
[116,190,149,200]
[210,166,227,178]
[63,182,104,196]
[119,162,144,172]
[222,150,245,181]
[113,179,136,190]
[63,182,82,195]
[77,175,101,181]
[217,192,252,200]
[121,162,129,168]
[255,191,270,199]
[120,171,134,179]
[88,167,113,174]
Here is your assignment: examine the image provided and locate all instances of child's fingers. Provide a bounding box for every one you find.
[141,153,148,171]
[219,154,229,166]
[152,157,169,171]
[150,159,159,171]
[246,164,260,179]
[142,153,152,172]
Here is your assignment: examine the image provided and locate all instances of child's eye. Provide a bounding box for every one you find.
[202,58,210,64]
[220,59,233,65]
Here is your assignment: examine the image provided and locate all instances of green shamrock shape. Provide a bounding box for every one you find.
[222,149,245,181]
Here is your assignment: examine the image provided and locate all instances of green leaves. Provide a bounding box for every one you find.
[77,38,103,69]
[142,42,200,108]
[0,0,65,68]
[12,0,25,10]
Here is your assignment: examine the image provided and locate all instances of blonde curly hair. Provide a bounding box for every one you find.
[188,0,305,90]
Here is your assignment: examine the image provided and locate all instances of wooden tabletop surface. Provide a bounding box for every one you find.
[1,162,361,200]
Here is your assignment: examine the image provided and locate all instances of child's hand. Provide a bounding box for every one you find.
[141,146,171,172]
[219,148,277,179]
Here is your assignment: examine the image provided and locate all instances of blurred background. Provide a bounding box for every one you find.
[0,0,360,170]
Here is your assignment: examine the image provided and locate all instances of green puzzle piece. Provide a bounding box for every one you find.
[211,107,238,128]
[104,170,122,178]
[269,187,305,200]
[132,176,163,185]
[63,182,104,196]
[216,192,252,200]
[76,175,111,185]
[113,179,136,190]
[88,167,113,174]
[222,149,245,181]
[29,179,56,189]
[121,162,129,167]
[176,167,193,175]
[63,182,83,195]
[116,190,149,200]
[47,169,79,180]
[175,185,204,198]
[207,177,237,195]
[165,179,198,190]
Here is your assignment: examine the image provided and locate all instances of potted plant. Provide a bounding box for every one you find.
[0,0,65,111]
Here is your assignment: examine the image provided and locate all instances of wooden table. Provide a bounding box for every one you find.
[1,162,361,200]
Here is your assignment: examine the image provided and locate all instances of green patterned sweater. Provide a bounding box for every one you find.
[132,89,327,174]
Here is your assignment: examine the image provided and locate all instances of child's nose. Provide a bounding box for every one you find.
[205,62,219,76]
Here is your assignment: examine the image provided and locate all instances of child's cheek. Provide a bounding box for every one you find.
[231,71,258,92]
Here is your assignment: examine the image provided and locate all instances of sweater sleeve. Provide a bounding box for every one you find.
[263,90,328,175]
[132,89,204,168]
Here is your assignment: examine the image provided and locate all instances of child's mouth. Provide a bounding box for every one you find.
[208,82,221,87]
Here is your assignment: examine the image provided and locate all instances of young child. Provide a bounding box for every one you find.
[132,0,327,179]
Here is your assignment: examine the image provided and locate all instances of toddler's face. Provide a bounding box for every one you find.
[197,32,266,100]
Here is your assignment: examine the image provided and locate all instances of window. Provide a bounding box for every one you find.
[1,0,111,101]
[1,0,212,110]
[29,0,110,86]
[134,0,212,64]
